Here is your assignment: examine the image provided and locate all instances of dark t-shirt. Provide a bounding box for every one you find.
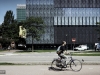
[59,45,66,54]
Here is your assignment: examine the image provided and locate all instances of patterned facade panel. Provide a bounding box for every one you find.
[26,0,55,44]
[26,26,54,44]
[54,0,100,8]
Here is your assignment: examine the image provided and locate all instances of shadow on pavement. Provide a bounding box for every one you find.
[48,67,72,71]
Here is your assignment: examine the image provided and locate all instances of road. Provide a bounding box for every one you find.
[0,50,100,64]
[0,65,100,75]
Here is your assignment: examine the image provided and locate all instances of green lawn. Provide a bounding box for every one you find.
[72,51,100,56]
[1,49,100,56]
[15,50,55,53]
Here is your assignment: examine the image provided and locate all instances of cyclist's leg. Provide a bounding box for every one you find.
[59,54,66,67]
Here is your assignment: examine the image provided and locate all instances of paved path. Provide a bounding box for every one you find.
[0,50,100,65]
[0,65,100,75]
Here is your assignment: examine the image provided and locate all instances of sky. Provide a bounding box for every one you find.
[0,0,26,24]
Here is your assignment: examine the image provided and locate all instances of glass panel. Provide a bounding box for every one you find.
[65,17,68,25]
[43,0,46,5]
[58,17,61,25]
[50,0,54,5]
[83,17,85,25]
[69,17,71,25]
[76,17,78,25]
[36,0,39,5]
[80,17,82,25]
[72,17,75,25]
[94,17,97,25]
[62,16,64,25]
[94,17,96,25]
[87,17,89,25]
[92,17,94,25]
[90,17,92,25]
[97,17,100,23]
[54,16,57,25]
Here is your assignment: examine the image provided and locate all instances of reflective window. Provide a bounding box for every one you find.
[58,17,61,25]
[27,0,100,26]
[87,17,89,25]
[76,17,78,25]
[83,17,85,25]
[72,17,75,25]
[62,17,64,25]
[90,17,92,25]
[65,17,68,25]
[79,17,82,25]
[69,17,71,25]
[94,17,96,25]
[97,17,100,23]
[54,16,57,25]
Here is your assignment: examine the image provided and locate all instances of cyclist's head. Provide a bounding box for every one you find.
[62,41,66,45]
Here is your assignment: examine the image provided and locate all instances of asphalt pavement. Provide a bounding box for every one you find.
[0,65,100,75]
[0,50,100,65]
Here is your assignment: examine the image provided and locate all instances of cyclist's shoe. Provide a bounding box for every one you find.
[62,64,67,68]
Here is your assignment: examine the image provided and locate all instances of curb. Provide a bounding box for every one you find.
[0,62,100,65]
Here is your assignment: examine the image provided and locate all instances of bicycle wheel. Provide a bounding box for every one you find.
[70,59,82,72]
[51,60,62,70]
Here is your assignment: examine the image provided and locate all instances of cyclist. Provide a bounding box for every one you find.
[57,41,69,67]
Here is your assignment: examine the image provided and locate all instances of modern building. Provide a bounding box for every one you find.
[17,4,26,22]
[26,0,100,49]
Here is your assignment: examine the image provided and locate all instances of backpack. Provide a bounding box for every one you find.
[56,46,61,54]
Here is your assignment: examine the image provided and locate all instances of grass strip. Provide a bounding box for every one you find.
[72,53,100,56]
[15,50,55,53]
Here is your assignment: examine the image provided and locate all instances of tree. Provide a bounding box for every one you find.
[24,17,45,52]
[0,10,19,48]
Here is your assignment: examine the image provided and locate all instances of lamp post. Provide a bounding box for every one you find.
[66,34,68,50]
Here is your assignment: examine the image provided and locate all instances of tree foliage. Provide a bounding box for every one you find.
[23,17,45,51]
[24,17,45,40]
[0,10,45,50]
[0,10,19,47]
[1,10,18,39]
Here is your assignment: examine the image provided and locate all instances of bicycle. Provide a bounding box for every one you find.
[50,53,83,72]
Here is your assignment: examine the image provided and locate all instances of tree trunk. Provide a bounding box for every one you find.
[32,35,34,52]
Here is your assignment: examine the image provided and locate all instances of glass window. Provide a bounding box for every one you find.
[58,17,61,25]
[54,16,57,25]
[76,17,78,25]
[83,17,85,25]
[65,17,68,25]
[69,17,71,25]
[50,0,54,5]
[92,17,94,25]
[94,17,96,25]
[72,17,75,25]
[80,17,82,25]
[36,0,39,5]
[62,16,64,25]
[90,17,92,25]
[87,17,89,25]
[99,17,100,22]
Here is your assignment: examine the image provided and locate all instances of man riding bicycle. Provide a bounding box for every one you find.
[57,41,69,67]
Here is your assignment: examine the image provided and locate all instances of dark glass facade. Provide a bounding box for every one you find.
[54,0,100,8]
[26,0,100,49]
